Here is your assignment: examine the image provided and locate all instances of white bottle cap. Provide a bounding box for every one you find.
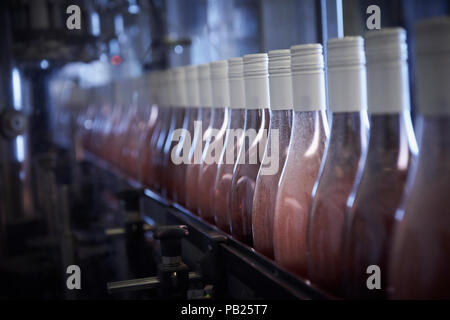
[210,60,230,108]
[243,53,270,109]
[228,57,246,109]
[268,49,293,110]
[185,65,201,108]
[327,36,368,113]
[415,17,450,115]
[290,44,327,112]
[198,64,213,108]
[173,66,188,108]
[365,28,410,114]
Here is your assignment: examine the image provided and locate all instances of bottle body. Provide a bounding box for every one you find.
[152,107,174,194]
[162,107,186,199]
[252,109,292,258]
[112,103,133,170]
[229,108,270,245]
[121,101,140,178]
[273,110,328,274]
[214,108,246,232]
[198,107,228,223]
[172,107,198,205]
[140,104,160,187]
[185,108,212,213]
[306,111,368,294]
[342,112,416,298]
[389,115,450,299]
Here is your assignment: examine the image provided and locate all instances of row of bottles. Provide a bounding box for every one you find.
[70,18,450,299]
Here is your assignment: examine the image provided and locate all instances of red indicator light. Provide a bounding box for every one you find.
[111,55,122,65]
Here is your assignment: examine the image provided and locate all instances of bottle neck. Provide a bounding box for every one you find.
[367,111,417,152]
[228,108,246,128]
[416,114,450,151]
[208,107,226,128]
[329,111,369,149]
[291,110,329,138]
[268,109,292,131]
[244,109,270,132]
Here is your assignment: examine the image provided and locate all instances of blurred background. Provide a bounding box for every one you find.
[0,0,449,299]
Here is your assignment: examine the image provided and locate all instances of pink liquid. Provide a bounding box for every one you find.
[306,112,368,295]
[139,104,159,187]
[273,110,328,275]
[198,108,228,223]
[162,107,186,199]
[342,113,415,299]
[213,108,246,232]
[120,100,140,177]
[229,108,270,245]
[172,107,198,205]
[185,108,211,214]
[151,107,173,194]
[252,109,292,258]
[135,103,158,183]
[389,116,450,299]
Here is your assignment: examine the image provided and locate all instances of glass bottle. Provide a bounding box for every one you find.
[99,84,116,161]
[139,72,160,187]
[79,87,97,153]
[185,64,213,214]
[114,78,135,173]
[198,61,229,224]
[389,18,450,299]
[252,49,293,259]
[306,37,369,296]
[342,28,417,299]
[273,44,329,274]
[149,71,172,193]
[170,66,192,205]
[89,85,108,157]
[162,67,186,200]
[121,77,141,179]
[230,53,271,245]
[172,66,200,206]
[214,57,246,232]
[108,79,130,168]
